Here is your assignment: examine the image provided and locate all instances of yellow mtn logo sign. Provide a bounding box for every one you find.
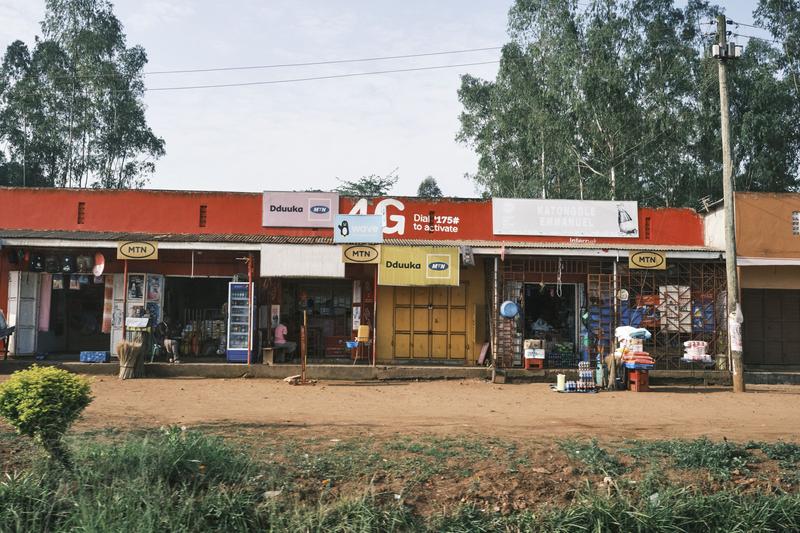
[342,245,380,264]
[629,251,666,270]
[117,241,158,260]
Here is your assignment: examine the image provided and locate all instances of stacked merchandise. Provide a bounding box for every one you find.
[614,326,655,369]
[681,340,712,364]
[577,361,595,391]
[560,361,597,393]
[547,342,578,368]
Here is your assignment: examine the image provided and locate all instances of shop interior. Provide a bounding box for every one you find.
[279,279,353,360]
[523,283,578,363]
[162,276,230,359]
[38,274,109,354]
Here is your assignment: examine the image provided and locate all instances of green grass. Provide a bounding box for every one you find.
[2,428,800,532]
[623,437,752,480]
[558,438,625,476]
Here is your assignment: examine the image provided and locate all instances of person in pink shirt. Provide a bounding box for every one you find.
[274,317,296,360]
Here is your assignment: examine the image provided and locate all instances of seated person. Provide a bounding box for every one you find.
[273,318,297,360]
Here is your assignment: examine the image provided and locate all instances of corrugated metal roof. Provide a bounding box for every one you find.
[0,229,333,244]
[0,229,721,252]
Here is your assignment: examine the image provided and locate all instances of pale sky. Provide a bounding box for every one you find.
[0,1,769,197]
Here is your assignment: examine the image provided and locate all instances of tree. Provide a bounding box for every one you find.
[457,0,800,206]
[335,168,399,196]
[0,0,164,188]
[417,176,443,198]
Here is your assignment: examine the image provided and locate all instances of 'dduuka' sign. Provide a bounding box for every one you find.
[262,192,339,228]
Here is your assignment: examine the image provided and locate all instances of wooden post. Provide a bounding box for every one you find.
[122,259,128,339]
[301,309,308,382]
[717,14,745,392]
[372,272,378,366]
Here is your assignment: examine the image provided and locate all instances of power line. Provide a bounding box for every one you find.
[731,32,782,44]
[143,46,502,76]
[730,20,768,31]
[145,60,500,92]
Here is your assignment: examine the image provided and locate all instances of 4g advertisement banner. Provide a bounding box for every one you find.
[378,246,459,287]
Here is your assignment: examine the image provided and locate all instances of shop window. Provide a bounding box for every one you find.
[77,202,86,224]
[199,205,208,227]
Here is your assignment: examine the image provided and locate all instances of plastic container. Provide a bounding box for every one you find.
[499,301,519,318]
[345,341,359,349]
[556,374,566,392]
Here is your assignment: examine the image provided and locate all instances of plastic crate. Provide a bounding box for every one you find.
[80,351,110,363]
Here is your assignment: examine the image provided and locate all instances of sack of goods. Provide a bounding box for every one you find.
[682,340,712,363]
[622,351,655,366]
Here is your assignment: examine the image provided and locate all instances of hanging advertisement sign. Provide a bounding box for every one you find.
[262,191,338,228]
[342,245,381,264]
[378,246,459,287]
[116,241,158,260]
[629,251,666,270]
[333,214,383,243]
[492,199,639,238]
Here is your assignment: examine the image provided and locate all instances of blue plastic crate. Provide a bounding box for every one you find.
[80,351,110,363]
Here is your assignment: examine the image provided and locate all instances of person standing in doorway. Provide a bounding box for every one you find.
[274,317,296,361]
[160,316,182,364]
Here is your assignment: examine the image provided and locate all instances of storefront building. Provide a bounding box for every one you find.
[707,193,800,369]
[0,187,725,369]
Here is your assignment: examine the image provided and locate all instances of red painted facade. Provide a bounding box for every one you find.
[0,187,705,246]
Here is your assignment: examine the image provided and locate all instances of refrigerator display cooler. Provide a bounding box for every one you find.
[226,281,253,363]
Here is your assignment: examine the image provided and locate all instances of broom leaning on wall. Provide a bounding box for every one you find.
[117,341,145,379]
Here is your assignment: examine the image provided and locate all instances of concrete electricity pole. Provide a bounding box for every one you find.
[714,15,745,392]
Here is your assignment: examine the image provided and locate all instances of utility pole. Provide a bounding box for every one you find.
[714,15,745,392]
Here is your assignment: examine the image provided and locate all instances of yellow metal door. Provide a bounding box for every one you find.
[390,283,469,361]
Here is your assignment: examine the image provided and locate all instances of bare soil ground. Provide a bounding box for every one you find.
[57,377,800,442]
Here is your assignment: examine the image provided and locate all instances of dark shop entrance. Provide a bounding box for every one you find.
[39,276,109,353]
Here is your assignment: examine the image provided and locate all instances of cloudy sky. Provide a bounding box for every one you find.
[0,1,767,197]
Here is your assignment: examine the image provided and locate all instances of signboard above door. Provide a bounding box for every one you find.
[378,246,459,287]
[334,214,383,243]
[629,251,666,270]
[117,241,158,260]
[262,191,339,228]
[492,199,639,238]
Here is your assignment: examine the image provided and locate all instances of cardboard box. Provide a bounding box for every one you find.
[524,348,546,359]
[524,339,544,350]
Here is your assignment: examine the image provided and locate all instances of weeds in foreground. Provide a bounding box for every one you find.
[2,429,800,532]
[623,437,751,480]
[558,438,625,476]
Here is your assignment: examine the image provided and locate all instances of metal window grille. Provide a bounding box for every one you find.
[793,211,800,235]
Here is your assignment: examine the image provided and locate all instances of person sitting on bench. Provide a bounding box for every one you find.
[273,317,296,361]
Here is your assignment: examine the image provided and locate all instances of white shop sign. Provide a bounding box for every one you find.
[492,199,639,238]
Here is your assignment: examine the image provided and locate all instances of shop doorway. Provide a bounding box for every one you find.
[279,280,353,359]
[523,283,577,352]
[39,276,108,354]
[163,277,230,359]
[391,283,468,362]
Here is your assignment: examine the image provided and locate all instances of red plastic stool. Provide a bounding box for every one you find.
[524,357,544,369]
[628,369,650,392]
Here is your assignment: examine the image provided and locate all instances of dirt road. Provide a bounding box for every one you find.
[61,377,800,442]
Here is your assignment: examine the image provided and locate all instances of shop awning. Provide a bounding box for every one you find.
[260,244,345,278]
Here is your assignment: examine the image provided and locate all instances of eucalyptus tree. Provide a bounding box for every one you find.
[0,0,164,188]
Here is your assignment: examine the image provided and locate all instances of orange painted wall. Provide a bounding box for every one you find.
[0,188,704,246]
[736,193,800,258]
[0,187,327,238]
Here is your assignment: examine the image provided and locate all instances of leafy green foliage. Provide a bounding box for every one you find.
[0,0,164,188]
[458,0,800,206]
[416,176,443,198]
[624,437,751,480]
[335,168,399,196]
[558,438,624,476]
[2,429,800,531]
[0,365,91,467]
